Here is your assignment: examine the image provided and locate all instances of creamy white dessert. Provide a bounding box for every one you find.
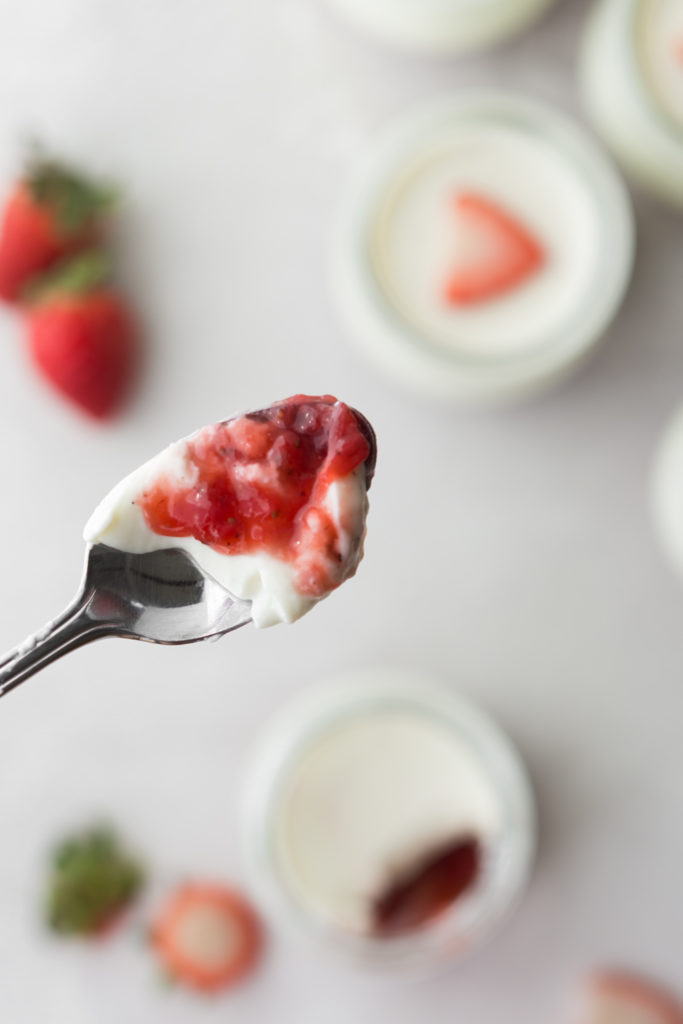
[84,396,375,629]
[580,0,683,207]
[371,124,597,360]
[335,93,634,403]
[322,0,558,54]
[244,672,537,965]
[272,709,499,934]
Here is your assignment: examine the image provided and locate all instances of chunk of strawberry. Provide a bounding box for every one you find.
[226,417,275,460]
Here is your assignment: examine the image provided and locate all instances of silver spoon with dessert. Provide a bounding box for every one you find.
[0,395,376,699]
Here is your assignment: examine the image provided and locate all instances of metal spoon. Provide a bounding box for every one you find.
[0,404,377,702]
[0,544,253,700]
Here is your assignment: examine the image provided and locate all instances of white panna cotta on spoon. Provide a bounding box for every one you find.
[321,0,558,54]
[84,395,376,628]
[580,0,683,207]
[244,671,536,968]
[334,93,634,404]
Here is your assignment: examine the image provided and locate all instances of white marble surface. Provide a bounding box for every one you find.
[1,0,683,1020]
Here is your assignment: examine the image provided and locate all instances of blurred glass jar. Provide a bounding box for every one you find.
[652,404,683,580]
[332,92,634,405]
[243,669,536,972]
[321,0,558,54]
[580,0,683,208]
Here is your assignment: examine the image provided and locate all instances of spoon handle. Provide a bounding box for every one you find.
[0,593,111,699]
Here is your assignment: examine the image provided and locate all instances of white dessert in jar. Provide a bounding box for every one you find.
[580,0,683,207]
[321,0,558,54]
[652,404,683,580]
[243,670,536,968]
[333,93,634,404]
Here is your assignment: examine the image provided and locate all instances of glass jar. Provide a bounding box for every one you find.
[242,669,537,972]
[580,0,683,207]
[332,92,634,405]
[653,403,683,581]
[321,0,558,54]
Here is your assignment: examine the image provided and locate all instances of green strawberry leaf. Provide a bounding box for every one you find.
[24,249,112,304]
[45,825,145,937]
[27,158,118,236]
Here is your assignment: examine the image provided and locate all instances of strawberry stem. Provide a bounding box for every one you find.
[45,826,144,936]
[26,157,118,236]
[24,249,112,304]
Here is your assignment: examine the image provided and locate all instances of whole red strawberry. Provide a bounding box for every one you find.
[0,159,114,303]
[27,253,136,419]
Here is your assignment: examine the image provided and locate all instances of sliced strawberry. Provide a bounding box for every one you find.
[371,836,481,937]
[582,971,683,1024]
[26,252,137,419]
[0,159,114,304]
[151,883,263,993]
[442,192,545,306]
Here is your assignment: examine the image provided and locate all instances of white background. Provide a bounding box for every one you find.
[0,0,682,1020]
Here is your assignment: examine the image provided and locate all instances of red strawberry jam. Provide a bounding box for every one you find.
[138,395,375,599]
